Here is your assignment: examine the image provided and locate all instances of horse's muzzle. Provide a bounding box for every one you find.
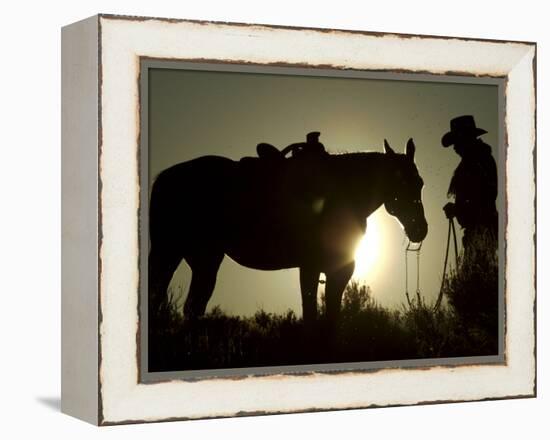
[406,220,428,243]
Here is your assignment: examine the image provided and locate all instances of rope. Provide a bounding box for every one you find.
[404,239,422,308]
[416,248,421,304]
[451,218,459,265]
[434,218,458,310]
[405,244,412,307]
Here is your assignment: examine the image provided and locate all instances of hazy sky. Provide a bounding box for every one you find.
[148,67,499,315]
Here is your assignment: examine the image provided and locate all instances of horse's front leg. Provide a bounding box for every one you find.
[325,261,355,324]
[299,266,320,325]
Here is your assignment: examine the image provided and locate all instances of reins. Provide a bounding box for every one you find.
[405,217,458,310]
[404,240,423,308]
[434,218,459,310]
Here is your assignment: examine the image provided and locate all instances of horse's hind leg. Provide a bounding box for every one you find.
[325,261,355,324]
[148,246,183,319]
[183,252,224,319]
[300,267,320,325]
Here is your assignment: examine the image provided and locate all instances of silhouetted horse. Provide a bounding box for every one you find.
[149,138,427,325]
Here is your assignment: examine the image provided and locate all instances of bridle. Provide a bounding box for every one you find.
[434,218,459,310]
[404,217,458,310]
[404,239,423,308]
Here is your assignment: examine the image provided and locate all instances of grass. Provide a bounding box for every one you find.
[148,247,499,372]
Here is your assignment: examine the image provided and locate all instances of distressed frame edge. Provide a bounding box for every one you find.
[97,12,537,46]
[503,44,537,400]
[100,393,536,427]
[532,43,538,399]
[95,15,537,425]
[61,14,101,425]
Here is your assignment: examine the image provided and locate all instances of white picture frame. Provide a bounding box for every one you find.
[61,14,536,425]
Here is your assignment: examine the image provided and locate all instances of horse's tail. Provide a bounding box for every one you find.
[148,166,189,313]
[149,170,172,248]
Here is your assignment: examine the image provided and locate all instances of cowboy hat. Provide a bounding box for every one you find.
[441,115,487,147]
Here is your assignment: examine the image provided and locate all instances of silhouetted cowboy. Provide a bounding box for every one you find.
[442,115,498,260]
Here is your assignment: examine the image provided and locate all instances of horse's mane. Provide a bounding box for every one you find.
[326,151,390,172]
[329,150,384,157]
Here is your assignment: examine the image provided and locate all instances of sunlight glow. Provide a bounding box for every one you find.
[353,214,382,281]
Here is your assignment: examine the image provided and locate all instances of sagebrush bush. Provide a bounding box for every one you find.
[148,261,499,372]
[442,233,499,355]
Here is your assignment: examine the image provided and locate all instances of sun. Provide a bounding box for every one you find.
[353,213,382,280]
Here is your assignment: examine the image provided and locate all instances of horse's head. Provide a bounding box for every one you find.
[382,138,428,243]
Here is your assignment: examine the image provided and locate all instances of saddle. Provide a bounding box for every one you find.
[238,132,329,205]
[256,131,327,161]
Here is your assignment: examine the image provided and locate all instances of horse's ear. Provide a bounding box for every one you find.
[384,139,396,155]
[406,138,416,161]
